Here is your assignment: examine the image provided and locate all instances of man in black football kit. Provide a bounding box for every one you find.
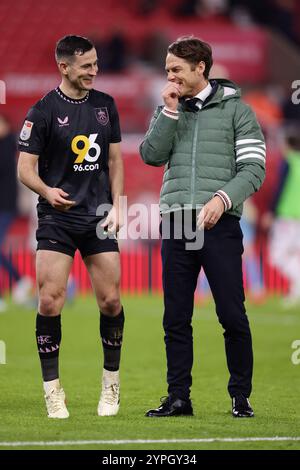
[18,35,124,419]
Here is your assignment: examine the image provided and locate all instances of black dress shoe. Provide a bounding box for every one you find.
[232,395,254,418]
[145,396,193,417]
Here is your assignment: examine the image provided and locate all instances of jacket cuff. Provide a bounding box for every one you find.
[162,106,179,120]
[214,190,232,211]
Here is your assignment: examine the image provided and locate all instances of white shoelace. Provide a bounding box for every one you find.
[101,384,119,405]
[46,389,66,413]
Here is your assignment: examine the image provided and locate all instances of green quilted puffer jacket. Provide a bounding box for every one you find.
[140,79,266,217]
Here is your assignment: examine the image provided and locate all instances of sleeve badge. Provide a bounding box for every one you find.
[20,120,34,141]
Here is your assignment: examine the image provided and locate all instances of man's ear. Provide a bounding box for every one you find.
[197,61,206,77]
[57,61,69,76]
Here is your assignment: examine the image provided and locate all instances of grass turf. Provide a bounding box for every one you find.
[0,294,300,450]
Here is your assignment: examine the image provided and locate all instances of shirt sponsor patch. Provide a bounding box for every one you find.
[20,120,34,141]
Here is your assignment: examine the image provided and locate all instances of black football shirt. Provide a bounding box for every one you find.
[18,87,121,228]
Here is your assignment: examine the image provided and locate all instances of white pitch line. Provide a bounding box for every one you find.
[0,437,300,447]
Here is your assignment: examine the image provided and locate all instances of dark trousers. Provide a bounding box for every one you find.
[0,212,20,295]
[161,213,253,400]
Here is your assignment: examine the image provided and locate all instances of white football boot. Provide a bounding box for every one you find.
[44,386,69,419]
[97,369,120,416]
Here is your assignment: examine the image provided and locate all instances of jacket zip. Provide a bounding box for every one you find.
[189,99,220,207]
[190,115,199,207]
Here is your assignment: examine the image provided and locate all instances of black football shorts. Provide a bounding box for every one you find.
[36,221,119,258]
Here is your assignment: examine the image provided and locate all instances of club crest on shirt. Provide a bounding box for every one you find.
[20,120,33,141]
[95,107,109,126]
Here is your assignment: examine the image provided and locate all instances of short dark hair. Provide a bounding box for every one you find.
[55,35,94,62]
[168,36,213,79]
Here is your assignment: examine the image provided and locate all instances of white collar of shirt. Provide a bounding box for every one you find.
[188,82,212,109]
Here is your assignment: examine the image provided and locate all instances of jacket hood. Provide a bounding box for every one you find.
[178,78,241,111]
[211,78,241,101]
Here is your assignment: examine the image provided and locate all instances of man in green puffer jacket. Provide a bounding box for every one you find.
[140,36,265,419]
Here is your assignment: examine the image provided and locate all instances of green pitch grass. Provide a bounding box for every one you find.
[0,294,300,450]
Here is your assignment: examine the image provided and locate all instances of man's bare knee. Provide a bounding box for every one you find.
[39,288,66,316]
[100,295,121,316]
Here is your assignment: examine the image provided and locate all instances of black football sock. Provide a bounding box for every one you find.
[100,308,124,372]
[36,313,61,382]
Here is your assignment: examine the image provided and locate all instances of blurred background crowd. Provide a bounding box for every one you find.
[0,0,300,310]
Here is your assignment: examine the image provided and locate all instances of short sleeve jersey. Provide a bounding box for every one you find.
[18,87,121,227]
